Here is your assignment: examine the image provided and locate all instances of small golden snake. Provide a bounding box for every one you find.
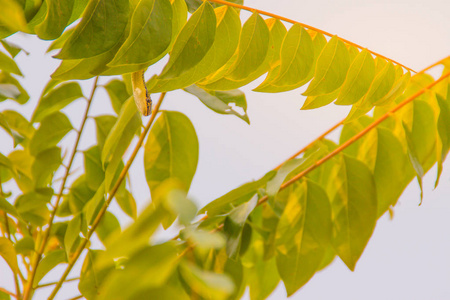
[131,70,152,116]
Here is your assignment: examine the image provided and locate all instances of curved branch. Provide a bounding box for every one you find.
[206,0,416,73]
[259,69,450,205]
[47,92,167,300]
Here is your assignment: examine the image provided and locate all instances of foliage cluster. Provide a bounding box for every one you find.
[0,0,449,299]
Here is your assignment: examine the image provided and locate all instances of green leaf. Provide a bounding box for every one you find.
[224,194,257,258]
[0,71,29,104]
[301,88,340,110]
[144,111,199,198]
[15,191,51,226]
[96,211,121,245]
[94,115,117,151]
[182,228,226,250]
[148,5,241,93]
[31,146,62,188]
[115,181,137,219]
[46,27,74,53]
[64,213,82,255]
[79,250,114,300]
[0,0,28,34]
[0,237,18,274]
[159,1,216,79]
[184,85,249,123]
[0,83,20,99]
[55,0,130,59]
[34,0,75,40]
[32,82,84,122]
[84,146,105,191]
[0,197,18,218]
[402,122,424,201]
[303,36,350,96]
[0,50,22,75]
[330,155,377,270]
[103,79,130,115]
[1,40,26,58]
[15,236,35,256]
[199,171,276,216]
[33,249,67,287]
[101,97,141,191]
[29,112,72,156]
[335,49,376,105]
[179,261,235,300]
[67,175,96,214]
[108,0,173,67]
[436,92,450,186]
[255,24,314,93]
[275,180,332,295]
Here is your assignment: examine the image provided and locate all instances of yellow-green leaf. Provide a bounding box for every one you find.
[34,0,75,40]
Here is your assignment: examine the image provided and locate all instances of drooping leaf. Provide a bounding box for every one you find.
[55,0,130,59]
[0,50,22,75]
[275,180,332,295]
[32,82,84,122]
[15,191,51,226]
[1,40,26,58]
[436,91,450,186]
[31,146,62,188]
[115,181,137,219]
[94,115,117,151]
[0,71,29,103]
[301,88,340,110]
[159,1,216,79]
[184,85,249,123]
[329,155,377,270]
[84,146,105,191]
[108,0,173,67]
[64,212,82,255]
[0,0,28,35]
[303,36,350,96]
[144,111,199,198]
[34,0,75,40]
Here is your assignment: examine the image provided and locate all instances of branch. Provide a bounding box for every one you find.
[47,92,167,300]
[206,0,416,73]
[258,69,450,205]
[23,77,99,300]
[0,287,16,298]
[36,277,79,289]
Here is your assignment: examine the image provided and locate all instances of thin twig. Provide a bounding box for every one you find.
[36,277,79,289]
[206,0,415,73]
[23,77,99,300]
[0,180,21,299]
[0,287,16,298]
[48,92,167,300]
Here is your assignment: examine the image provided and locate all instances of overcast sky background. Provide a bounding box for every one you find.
[1,0,450,299]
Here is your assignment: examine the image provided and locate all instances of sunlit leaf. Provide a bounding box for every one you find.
[303,36,350,96]
[436,91,450,186]
[15,191,51,226]
[159,1,216,79]
[0,0,28,35]
[0,51,22,75]
[31,146,62,188]
[0,71,29,103]
[335,49,375,105]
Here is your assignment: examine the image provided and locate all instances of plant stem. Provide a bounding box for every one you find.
[47,92,167,300]
[258,70,450,205]
[0,287,16,298]
[36,277,79,289]
[206,0,415,73]
[22,77,99,300]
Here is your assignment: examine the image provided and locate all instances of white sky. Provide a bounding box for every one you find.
[1,0,450,299]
